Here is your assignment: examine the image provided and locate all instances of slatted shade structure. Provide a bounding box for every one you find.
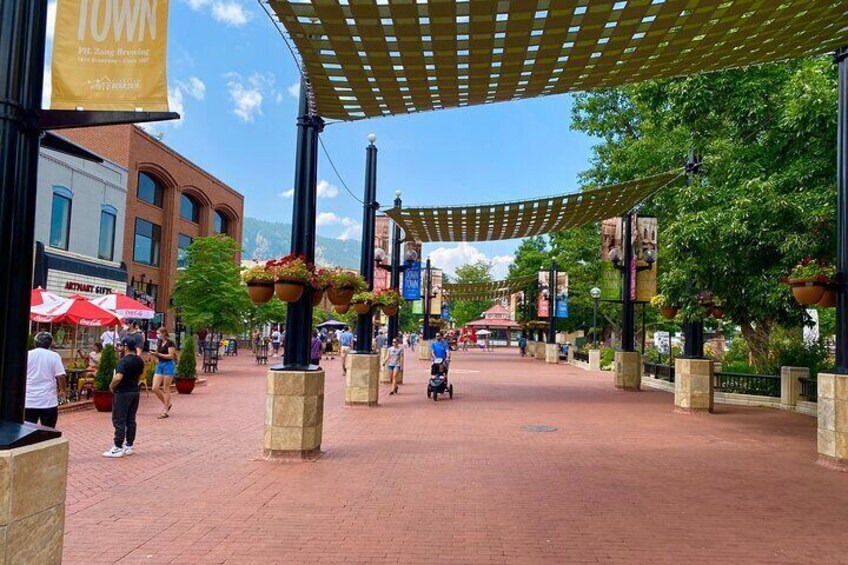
[384,170,681,243]
[444,275,537,301]
[266,0,848,121]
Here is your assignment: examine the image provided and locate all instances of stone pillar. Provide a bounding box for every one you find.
[588,349,601,370]
[545,343,559,364]
[567,348,574,363]
[346,353,380,406]
[817,373,848,469]
[264,369,325,459]
[0,437,68,564]
[674,359,714,413]
[615,351,641,390]
[417,340,431,361]
[378,347,390,383]
[781,366,807,408]
[534,342,545,360]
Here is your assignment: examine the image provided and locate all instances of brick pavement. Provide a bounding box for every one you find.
[61,348,848,564]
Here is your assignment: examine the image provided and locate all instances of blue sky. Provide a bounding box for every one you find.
[44,0,598,278]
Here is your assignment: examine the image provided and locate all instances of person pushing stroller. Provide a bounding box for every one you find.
[428,333,454,400]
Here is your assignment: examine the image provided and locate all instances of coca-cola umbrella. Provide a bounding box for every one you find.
[31,294,121,327]
[31,287,66,308]
[88,292,155,320]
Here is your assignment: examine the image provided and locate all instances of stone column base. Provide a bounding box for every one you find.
[264,369,324,459]
[0,437,68,564]
[674,359,714,413]
[545,343,559,364]
[615,351,641,390]
[534,342,546,361]
[781,366,808,409]
[346,353,380,406]
[817,373,848,470]
[417,341,431,361]
[378,347,390,383]
[588,349,601,371]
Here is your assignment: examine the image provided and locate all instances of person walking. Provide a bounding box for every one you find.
[518,335,527,357]
[100,327,120,348]
[150,327,177,419]
[310,330,323,367]
[384,337,404,395]
[375,330,387,351]
[338,326,353,375]
[102,342,144,458]
[271,326,282,357]
[122,322,145,355]
[25,332,67,428]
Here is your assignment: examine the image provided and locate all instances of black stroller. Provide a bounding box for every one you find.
[427,358,454,401]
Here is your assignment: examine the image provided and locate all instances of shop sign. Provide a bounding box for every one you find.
[65,281,113,295]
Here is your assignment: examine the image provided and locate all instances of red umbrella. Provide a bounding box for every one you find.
[31,287,66,308]
[89,293,154,320]
[31,294,121,327]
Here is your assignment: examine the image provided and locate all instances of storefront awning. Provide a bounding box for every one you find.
[266,1,848,121]
[385,170,681,243]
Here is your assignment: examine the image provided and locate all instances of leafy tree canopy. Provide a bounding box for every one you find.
[449,261,496,327]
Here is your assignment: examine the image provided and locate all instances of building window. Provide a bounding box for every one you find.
[177,234,193,269]
[98,205,117,261]
[214,210,229,235]
[49,186,73,250]
[137,172,164,207]
[180,194,200,223]
[133,218,161,266]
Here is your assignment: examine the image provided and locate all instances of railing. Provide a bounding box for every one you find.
[714,372,780,398]
[574,351,589,363]
[643,362,675,383]
[799,377,817,402]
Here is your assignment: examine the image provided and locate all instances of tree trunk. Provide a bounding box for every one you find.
[741,320,771,369]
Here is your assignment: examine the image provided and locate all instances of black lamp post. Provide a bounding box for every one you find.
[590,286,601,348]
[355,135,378,354]
[377,191,416,344]
[836,46,848,373]
[681,151,705,360]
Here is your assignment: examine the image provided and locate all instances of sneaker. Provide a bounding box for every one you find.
[102,447,124,458]
[123,446,134,456]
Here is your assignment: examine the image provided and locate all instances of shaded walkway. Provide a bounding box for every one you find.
[62,348,847,564]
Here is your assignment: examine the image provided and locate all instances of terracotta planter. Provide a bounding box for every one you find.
[334,304,351,315]
[711,307,725,319]
[246,281,274,305]
[817,288,837,308]
[92,390,113,412]
[789,278,826,306]
[327,286,354,306]
[175,378,196,395]
[380,305,399,316]
[352,301,372,315]
[275,279,305,303]
[312,289,326,307]
[660,306,678,320]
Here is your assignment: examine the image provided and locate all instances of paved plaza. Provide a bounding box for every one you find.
[62,348,848,564]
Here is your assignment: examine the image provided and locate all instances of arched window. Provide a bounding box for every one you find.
[180,193,201,223]
[50,186,73,250]
[138,172,164,207]
[214,210,229,235]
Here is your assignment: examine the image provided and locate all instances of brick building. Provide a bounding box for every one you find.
[63,125,244,331]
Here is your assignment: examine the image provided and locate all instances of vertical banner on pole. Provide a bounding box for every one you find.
[51,0,171,111]
[411,300,423,314]
[555,273,569,318]
[537,271,550,318]
[429,269,443,315]
[510,291,523,321]
[403,261,421,300]
[373,216,390,292]
[600,218,622,301]
[635,216,658,303]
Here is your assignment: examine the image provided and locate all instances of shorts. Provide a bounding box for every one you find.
[156,360,176,376]
[272,342,281,351]
[387,364,400,370]
[340,346,351,356]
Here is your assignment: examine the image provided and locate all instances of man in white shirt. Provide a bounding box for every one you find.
[25,332,67,428]
[271,327,282,357]
[100,327,120,348]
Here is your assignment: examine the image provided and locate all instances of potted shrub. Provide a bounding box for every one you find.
[651,294,678,320]
[242,262,275,305]
[351,291,375,315]
[787,257,835,306]
[174,336,197,394]
[375,289,402,316]
[311,268,333,306]
[327,269,366,306]
[271,254,313,303]
[93,344,117,412]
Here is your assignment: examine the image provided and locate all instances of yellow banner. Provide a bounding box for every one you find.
[51,0,170,111]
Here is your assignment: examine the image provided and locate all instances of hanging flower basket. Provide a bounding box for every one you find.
[660,306,678,320]
[786,258,835,306]
[334,303,351,315]
[326,269,366,305]
[711,306,725,319]
[246,281,274,305]
[328,286,355,306]
[817,287,837,308]
[789,279,827,306]
[381,305,399,316]
[352,301,372,315]
[275,279,305,303]
[374,289,402,317]
[312,289,326,306]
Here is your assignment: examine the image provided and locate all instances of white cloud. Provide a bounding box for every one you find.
[178,77,206,100]
[428,243,514,279]
[211,2,251,26]
[317,180,339,199]
[46,1,57,41]
[315,212,360,240]
[288,82,300,98]
[42,67,51,109]
[337,222,361,241]
[279,188,295,199]
[166,85,186,127]
[183,0,211,9]
[225,72,278,122]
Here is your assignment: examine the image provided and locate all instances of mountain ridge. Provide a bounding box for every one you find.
[241,216,361,269]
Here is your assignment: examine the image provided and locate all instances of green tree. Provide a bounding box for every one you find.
[95,344,117,392]
[449,261,496,327]
[570,58,837,363]
[172,236,250,335]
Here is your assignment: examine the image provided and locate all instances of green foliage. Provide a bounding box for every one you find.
[172,236,250,335]
[246,299,287,329]
[143,359,157,385]
[450,261,495,327]
[176,336,197,379]
[95,345,117,392]
[600,346,615,371]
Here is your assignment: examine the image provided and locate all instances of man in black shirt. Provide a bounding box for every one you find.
[103,343,145,458]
